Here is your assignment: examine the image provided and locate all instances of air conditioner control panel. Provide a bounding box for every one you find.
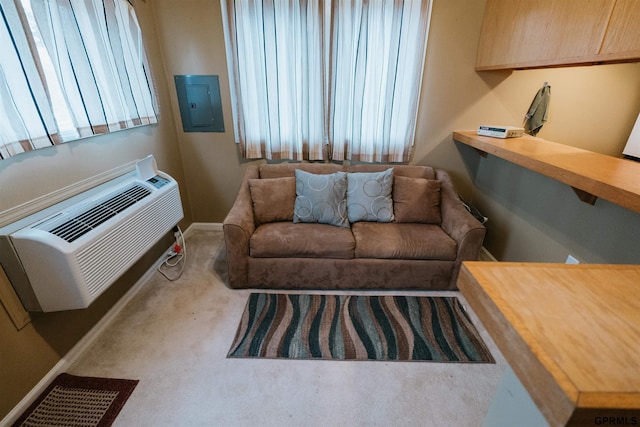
[147,175,170,189]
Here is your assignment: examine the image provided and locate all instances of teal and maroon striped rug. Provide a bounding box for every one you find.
[227,293,494,362]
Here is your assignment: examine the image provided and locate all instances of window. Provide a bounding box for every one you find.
[0,0,157,159]
[222,0,432,162]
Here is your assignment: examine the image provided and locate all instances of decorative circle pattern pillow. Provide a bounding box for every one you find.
[294,170,349,228]
[346,168,394,223]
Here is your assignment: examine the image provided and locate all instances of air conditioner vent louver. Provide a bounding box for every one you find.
[41,185,151,243]
[3,155,184,312]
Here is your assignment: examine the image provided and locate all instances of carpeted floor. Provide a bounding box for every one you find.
[67,229,507,426]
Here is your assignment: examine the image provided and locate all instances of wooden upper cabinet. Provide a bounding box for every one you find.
[600,0,640,59]
[476,0,640,70]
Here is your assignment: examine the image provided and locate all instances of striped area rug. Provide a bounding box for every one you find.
[228,293,494,362]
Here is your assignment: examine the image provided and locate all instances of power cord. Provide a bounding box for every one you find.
[158,225,186,281]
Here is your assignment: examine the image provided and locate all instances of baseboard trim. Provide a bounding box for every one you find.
[0,246,171,427]
[183,222,223,239]
[478,246,498,262]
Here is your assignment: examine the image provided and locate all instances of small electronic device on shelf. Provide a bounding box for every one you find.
[477,125,524,139]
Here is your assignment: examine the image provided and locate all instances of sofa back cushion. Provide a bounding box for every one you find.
[393,176,442,224]
[250,164,441,226]
[348,164,436,180]
[248,177,296,225]
[260,163,343,179]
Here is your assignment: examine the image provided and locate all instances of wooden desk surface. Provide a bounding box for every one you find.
[458,262,640,426]
[452,130,640,213]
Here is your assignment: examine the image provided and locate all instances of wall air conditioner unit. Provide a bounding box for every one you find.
[0,155,183,312]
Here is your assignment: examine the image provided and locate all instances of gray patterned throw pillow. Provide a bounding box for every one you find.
[346,168,394,223]
[294,170,349,228]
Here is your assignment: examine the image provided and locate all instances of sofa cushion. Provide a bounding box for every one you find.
[248,177,295,225]
[393,176,442,224]
[346,169,394,223]
[250,223,355,259]
[294,169,349,228]
[352,222,457,260]
[348,164,436,180]
[260,163,343,179]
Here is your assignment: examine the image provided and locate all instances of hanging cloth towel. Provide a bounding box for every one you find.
[524,83,551,136]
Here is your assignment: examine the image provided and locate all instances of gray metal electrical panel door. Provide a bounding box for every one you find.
[174,75,224,132]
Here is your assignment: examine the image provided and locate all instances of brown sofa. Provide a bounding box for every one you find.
[223,163,485,290]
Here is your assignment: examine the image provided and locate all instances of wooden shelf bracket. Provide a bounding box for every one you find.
[475,148,488,158]
[571,187,598,205]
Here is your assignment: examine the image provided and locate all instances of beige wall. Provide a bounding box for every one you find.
[0,0,190,418]
[413,0,640,180]
[152,0,640,221]
[2,0,640,419]
[152,0,640,263]
[0,1,192,221]
[412,0,640,263]
[152,0,252,223]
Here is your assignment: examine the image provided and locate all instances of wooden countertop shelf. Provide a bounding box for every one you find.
[458,262,640,426]
[452,131,640,214]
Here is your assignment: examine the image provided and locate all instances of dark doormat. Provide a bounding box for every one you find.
[12,373,138,427]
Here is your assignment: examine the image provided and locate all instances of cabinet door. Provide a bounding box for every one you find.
[599,0,640,59]
[476,0,615,70]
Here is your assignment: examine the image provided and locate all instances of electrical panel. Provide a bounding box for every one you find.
[174,75,224,133]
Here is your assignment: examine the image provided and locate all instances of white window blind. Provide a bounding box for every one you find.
[0,0,158,159]
[222,0,432,162]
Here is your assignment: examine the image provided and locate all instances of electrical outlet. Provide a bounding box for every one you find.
[565,255,580,264]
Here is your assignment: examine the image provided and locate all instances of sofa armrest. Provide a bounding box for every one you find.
[223,166,259,288]
[436,169,486,287]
